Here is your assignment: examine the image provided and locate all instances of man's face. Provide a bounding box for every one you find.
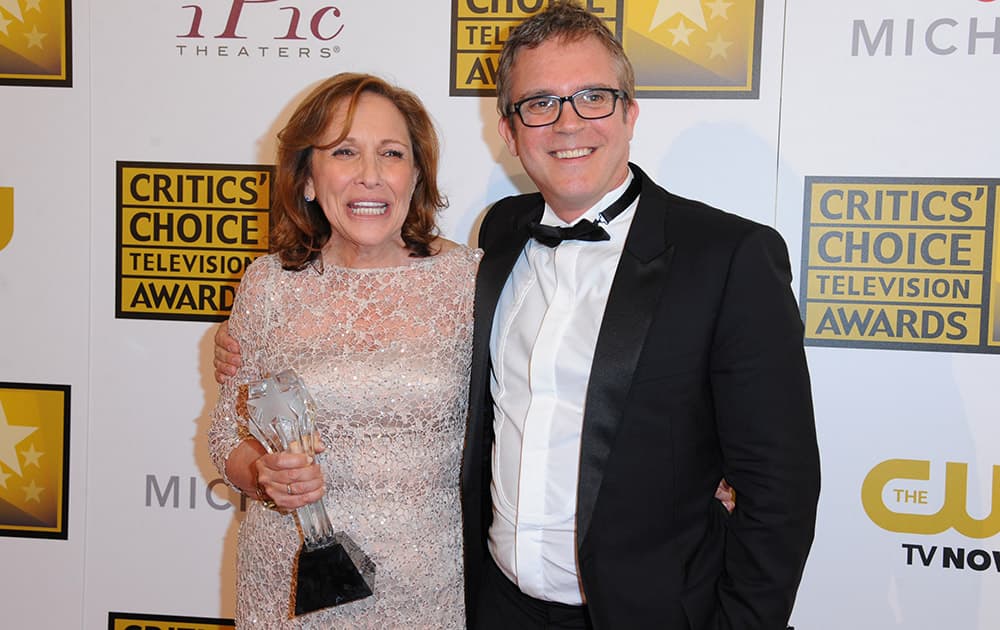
[498,36,639,222]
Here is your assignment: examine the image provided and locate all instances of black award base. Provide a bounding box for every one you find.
[293,537,375,616]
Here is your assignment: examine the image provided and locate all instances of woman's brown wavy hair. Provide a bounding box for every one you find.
[269,73,446,269]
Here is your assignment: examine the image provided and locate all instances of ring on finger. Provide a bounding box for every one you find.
[286,483,293,495]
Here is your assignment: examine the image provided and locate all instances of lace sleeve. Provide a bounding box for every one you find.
[207,255,275,492]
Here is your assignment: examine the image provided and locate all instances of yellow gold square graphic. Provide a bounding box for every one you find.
[0,383,69,539]
[0,0,71,86]
[623,0,761,96]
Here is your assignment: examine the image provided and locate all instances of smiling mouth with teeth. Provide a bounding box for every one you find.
[350,201,388,216]
[554,148,594,159]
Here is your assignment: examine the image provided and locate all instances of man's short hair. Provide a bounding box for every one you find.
[495,0,636,119]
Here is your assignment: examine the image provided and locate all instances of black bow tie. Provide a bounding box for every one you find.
[526,169,641,248]
[526,219,609,247]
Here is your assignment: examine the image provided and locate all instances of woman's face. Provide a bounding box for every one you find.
[305,92,419,264]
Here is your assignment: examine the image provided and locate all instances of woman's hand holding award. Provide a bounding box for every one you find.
[246,369,375,615]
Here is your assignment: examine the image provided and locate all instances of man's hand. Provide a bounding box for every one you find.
[213,320,242,384]
[716,478,735,514]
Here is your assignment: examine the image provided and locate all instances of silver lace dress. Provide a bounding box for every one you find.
[209,246,481,628]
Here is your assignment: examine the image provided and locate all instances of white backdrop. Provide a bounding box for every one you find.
[2,1,999,628]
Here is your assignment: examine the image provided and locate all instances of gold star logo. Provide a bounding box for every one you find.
[24,24,46,49]
[668,18,696,47]
[707,33,734,59]
[22,479,44,503]
[21,443,43,468]
[0,401,37,477]
[650,0,707,31]
[0,0,24,22]
[0,13,14,36]
[706,0,734,20]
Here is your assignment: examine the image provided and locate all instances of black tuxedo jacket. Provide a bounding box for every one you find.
[461,165,820,629]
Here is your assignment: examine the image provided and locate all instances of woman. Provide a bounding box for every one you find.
[209,73,479,628]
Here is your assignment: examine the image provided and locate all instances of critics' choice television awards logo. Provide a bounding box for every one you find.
[799,177,1000,354]
[0,0,71,86]
[0,383,70,540]
[451,0,763,98]
[863,459,1000,572]
[0,186,12,251]
[116,161,272,322]
[175,0,344,59]
[109,612,234,630]
[852,0,1000,57]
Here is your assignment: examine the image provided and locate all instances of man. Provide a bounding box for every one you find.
[216,3,819,627]
[461,3,819,629]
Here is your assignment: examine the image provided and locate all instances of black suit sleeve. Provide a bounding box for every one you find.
[709,225,820,628]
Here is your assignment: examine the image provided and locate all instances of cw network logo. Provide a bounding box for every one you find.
[852,0,1000,56]
[175,0,345,60]
[862,458,998,537]
[863,458,1000,572]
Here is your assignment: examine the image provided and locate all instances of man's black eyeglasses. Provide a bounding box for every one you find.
[508,88,627,128]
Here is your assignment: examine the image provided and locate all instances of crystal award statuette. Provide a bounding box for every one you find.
[246,369,375,615]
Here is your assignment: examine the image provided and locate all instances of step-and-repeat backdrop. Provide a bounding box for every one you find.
[2,1,998,628]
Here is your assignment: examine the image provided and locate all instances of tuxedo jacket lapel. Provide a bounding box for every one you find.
[464,195,541,502]
[576,166,674,546]
[471,195,541,396]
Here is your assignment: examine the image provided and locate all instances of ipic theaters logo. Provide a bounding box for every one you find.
[0,0,71,86]
[799,177,1000,354]
[0,383,70,540]
[109,612,234,630]
[176,0,344,59]
[863,459,1000,572]
[0,186,12,251]
[116,162,271,322]
[851,0,1000,57]
[450,0,763,98]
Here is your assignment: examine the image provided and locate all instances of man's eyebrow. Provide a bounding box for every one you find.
[515,84,616,100]
[514,89,558,101]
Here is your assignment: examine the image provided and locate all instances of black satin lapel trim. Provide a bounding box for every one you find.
[622,163,670,263]
[576,170,674,547]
